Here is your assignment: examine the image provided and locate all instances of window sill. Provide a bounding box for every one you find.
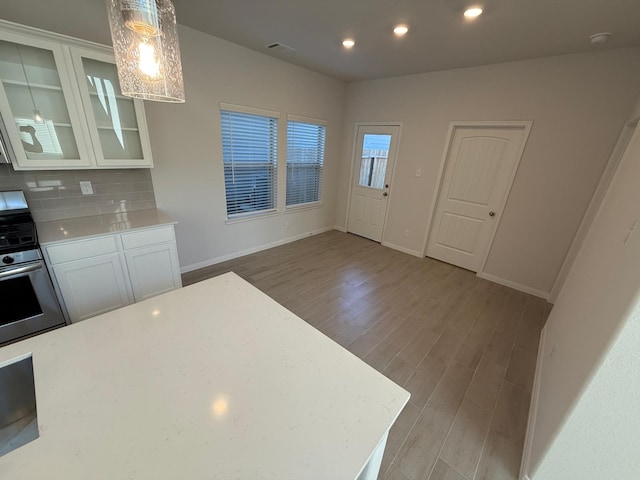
[284,202,323,214]
[225,209,279,224]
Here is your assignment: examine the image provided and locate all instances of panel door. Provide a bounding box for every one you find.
[124,243,181,302]
[53,253,131,323]
[0,32,93,169]
[347,125,399,242]
[426,126,529,271]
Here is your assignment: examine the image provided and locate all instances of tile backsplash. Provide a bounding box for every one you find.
[0,164,157,222]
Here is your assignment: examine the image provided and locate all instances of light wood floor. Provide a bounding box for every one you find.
[183,230,549,480]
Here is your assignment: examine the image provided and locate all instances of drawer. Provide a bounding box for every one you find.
[121,226,175,250]
[46,236,119,264]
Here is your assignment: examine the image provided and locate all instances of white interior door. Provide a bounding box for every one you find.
[347,125,399,242]
[427,124,530,271]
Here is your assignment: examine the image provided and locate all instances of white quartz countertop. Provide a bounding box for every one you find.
[0,273,409,479]
[36,208,177,244]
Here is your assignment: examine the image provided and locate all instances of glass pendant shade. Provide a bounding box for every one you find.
[106,0,185,103]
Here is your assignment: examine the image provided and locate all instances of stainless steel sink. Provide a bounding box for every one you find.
[0,354,38,458]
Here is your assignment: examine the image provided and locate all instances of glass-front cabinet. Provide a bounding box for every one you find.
[0,32,93,169]
[0,23,153,170]
[70,48,152,168]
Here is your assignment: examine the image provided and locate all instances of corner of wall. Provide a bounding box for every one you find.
[520,326,547,480]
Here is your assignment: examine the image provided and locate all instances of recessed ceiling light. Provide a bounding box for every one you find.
[342,39,355,48]
[464,7,483,18]
[393,25,409,36]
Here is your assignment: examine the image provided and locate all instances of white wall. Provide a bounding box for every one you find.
[338,50,640,296]
[632,94,640,119]
[548,110,639,302]
[145,26,345,270]
[0,3,347,271]
[524,117,640,478]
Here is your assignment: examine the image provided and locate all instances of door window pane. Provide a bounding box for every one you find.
[358,134,391,189]
[0,40,80,160]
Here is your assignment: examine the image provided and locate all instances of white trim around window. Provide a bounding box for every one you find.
[219,102,280,119]
[287,114,327,126]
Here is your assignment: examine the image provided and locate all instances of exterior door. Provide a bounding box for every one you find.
[347,125,399,242]
[427,124,530,271]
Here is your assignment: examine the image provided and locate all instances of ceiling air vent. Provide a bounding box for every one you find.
[265,42,296,55]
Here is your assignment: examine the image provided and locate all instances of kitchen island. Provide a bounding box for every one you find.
[0,273,409,479]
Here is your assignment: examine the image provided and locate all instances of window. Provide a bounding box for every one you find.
[286,119,326,207]
[358,133,391,189]
[220,108,278,217]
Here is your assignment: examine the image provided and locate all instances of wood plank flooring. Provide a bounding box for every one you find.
[182,230,550,480]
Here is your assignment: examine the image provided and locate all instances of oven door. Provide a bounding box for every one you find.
[0,260,65,345]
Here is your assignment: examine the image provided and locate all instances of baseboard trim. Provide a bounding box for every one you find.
[180,226,336,273]
[334,225,347,232]
[476,272,550,300]
[520,326,546,480]
[381,241,423,258]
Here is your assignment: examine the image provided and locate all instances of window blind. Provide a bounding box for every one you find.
[286,120,326,207]
[220,110,278,217]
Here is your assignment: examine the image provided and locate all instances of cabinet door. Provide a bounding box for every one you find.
[0,31,93,169]
[125,243,181,302]
[70,47,153,168]
[53,253,132,323]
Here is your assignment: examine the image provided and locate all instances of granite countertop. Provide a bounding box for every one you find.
[36,208,177,244]
[0,273,410,479]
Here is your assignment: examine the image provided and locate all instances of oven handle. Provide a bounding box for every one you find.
[0,261,44,279]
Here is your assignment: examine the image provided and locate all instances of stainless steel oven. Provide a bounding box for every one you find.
[0,191,65,345]
[0,249,65,345]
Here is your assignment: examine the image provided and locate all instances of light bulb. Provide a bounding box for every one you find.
[393,25,409,36]
[138,41,161,78]
[464,7,483,18]
[342,39,355,48]
[32,109,44,123]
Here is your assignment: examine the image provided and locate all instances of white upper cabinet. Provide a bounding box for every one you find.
[0,21,153,170]
[0,32,94,169]
[70,47,153,168]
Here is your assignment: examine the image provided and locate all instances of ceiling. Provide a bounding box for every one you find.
[172,0,640,81]
[1,0,639,83]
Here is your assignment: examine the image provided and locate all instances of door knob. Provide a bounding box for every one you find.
[489,211,496,217]
[383,192,388,197]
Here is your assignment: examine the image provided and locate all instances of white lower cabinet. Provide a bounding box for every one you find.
[125,243,181,302]
[53,253,132,323]
[44,224,181,323]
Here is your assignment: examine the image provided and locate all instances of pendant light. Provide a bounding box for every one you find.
[106,0,185,103]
